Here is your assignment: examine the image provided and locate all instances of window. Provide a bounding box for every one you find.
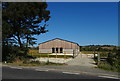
[60,47,63,53]
[52,48,55,53]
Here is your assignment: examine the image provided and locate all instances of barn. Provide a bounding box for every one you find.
[39,38,80,56]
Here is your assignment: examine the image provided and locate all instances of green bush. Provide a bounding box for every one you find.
[2,45,34,63]
[100,52,108,57]
[30,61,41,64]
[98,61,112,70]
[45,61,65,65]
[98,61,120,72]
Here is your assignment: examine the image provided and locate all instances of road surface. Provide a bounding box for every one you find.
[2,66,118,79]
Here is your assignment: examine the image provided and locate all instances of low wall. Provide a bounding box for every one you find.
[31,58,73,63]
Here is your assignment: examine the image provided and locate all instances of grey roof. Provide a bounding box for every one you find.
[38,38,80,46]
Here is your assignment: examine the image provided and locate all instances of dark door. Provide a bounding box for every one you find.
[52,48,55,53]
[60,48,63,53]
[56,48,58,53]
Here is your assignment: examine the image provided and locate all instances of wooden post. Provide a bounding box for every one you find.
[64,51,66,63]
[94,50,95,59]
[64,51,65,58]
[97,53,100,65]
[93,46,95,59]
[73,50,74,58]
[65,52,67,59]
[39,52,41,62]
[80,51,82,58]
[47,51,49,63]
[66,51,67,59]
[56,51,57,58]
[56,51,57,64]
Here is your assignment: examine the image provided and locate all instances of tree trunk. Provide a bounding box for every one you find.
[17,34,22,48]
[26,35,29,48]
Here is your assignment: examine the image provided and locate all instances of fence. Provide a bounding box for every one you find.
[93,51,117,65]
[38,50,79,58]
[73,49,79,58]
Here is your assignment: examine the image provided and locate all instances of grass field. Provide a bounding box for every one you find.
[81,51,110,54]
[81,51,116,57]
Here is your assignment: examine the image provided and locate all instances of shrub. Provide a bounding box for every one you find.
[2,45,34,63]
[30,61,41,64]
[98,61,120,72]
[98,61,112,70]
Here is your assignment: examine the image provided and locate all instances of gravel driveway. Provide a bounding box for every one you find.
[66,54,97,67]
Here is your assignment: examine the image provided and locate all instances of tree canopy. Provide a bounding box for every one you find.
[2,2,50,62]
[2,2,50,48]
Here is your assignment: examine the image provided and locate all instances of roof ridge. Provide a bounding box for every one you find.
[38,38,79,46]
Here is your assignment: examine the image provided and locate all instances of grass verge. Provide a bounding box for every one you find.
[3,60,66,66]
[28,54,73,58]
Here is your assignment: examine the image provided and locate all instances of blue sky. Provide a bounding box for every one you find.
[34,2,118,46]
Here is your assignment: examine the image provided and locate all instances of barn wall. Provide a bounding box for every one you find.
[39,39,79,49]
[39,49,52,53]
[39,39,80,54]
[63,49,73,54]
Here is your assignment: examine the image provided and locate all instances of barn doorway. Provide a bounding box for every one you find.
[60,47,63,53]
[56,48,59,53]
[52,48,55,53]
[52,47,63,53]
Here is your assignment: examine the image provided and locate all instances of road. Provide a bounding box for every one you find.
[2,66,118,79]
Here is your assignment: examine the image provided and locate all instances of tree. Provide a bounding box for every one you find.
[2,2,50,61]
[2,2,50,48]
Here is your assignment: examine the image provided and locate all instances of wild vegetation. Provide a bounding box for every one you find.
[81,45,120,72]
[4,60,66,66]
[80,45,118,52]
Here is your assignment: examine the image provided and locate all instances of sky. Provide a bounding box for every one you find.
[34,2,118,46]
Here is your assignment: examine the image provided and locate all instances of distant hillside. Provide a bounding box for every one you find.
[80,45,119,51]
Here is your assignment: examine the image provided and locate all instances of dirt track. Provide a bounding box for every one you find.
[66,54,97,67]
